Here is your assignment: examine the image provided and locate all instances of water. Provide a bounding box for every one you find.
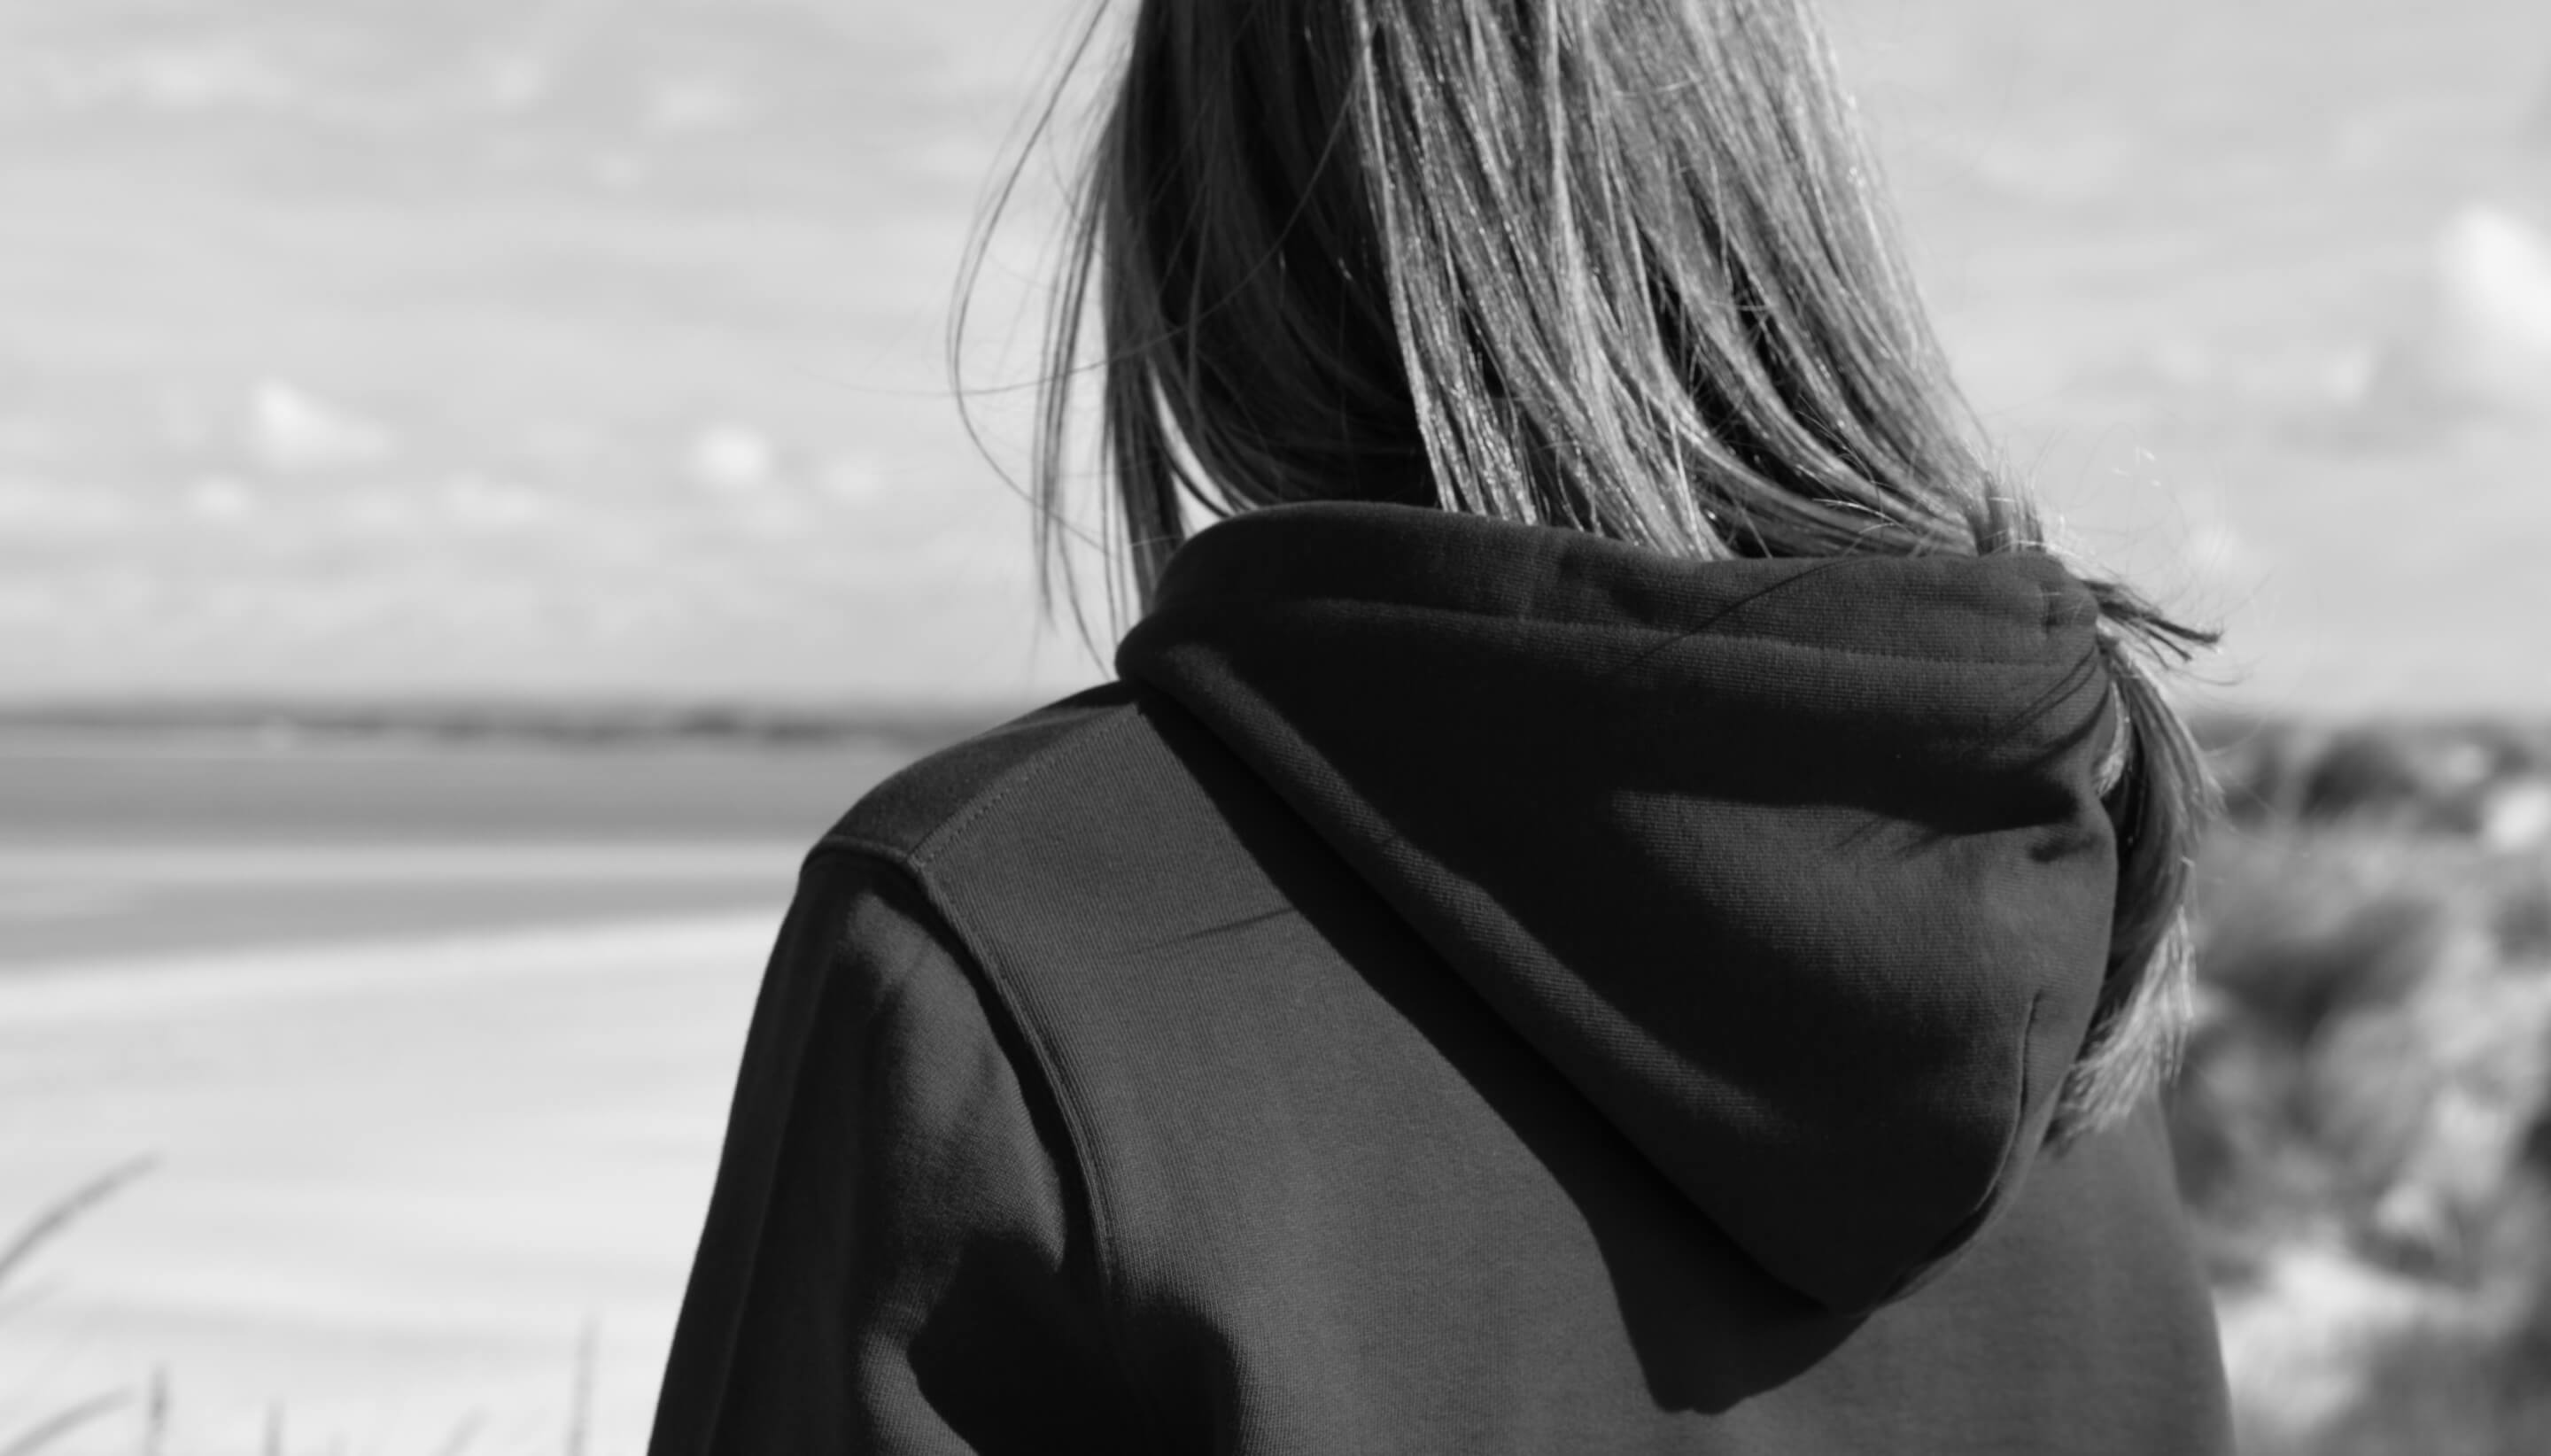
[0,732,907,961]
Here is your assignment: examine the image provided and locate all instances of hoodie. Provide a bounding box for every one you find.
[649,502,2232,1455]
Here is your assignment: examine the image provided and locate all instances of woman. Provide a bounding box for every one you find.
[650,0,2233,1450]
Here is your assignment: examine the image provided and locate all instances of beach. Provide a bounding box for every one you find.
[0,739,898,1455]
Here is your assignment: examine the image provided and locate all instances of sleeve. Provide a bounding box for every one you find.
[647,849,1147,1455]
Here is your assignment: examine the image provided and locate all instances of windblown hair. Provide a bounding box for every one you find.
[970,0,2216,1142]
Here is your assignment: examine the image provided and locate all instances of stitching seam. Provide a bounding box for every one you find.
[814,837,1164,1447]
[888,706,1144,870]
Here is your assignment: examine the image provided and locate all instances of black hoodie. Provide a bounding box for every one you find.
[649,503,2232,1454]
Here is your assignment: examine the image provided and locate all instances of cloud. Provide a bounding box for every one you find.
[188,475,260,523]
[686,423,779,496]
[0,475,142,533]
[247,380,398,474]
[438,475,555,532]
[2362,205,2551,424]
[817,453,885,505]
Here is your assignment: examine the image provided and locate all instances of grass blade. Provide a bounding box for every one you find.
[0,1158,156,1296]
[563,1318,597,1456]
[1,1391,128,1456]
[430,1412,484,1456]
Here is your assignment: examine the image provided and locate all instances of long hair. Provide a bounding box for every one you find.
[970,0,2217,1142]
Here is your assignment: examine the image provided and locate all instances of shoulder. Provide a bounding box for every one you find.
[656,825,1147,1452]
[817,681,1151,871]
[803,677,1352,1067]
[810,677,1320,983]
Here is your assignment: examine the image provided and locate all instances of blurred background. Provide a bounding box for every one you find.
[3,0,2549,1451]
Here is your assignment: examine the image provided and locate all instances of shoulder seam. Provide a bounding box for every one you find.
[823,700,1145,870]
[809,834,1164,1445]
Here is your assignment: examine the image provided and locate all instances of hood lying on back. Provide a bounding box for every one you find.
[1116,501,2122,1316]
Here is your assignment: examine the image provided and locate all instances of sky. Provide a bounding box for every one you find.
[1,0,2547,711]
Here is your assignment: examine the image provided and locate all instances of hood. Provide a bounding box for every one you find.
[1116,501,2123,1315]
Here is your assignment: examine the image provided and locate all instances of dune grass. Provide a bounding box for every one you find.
[0,1160,616,1456]
[2181,717,2551,1452]
[1,1162,152,1456]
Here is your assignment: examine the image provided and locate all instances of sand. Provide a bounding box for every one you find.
[0,912,777,1456]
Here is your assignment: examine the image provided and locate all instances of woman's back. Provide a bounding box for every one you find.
[650,0,2231,1447]
[648,506,2229,1452]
